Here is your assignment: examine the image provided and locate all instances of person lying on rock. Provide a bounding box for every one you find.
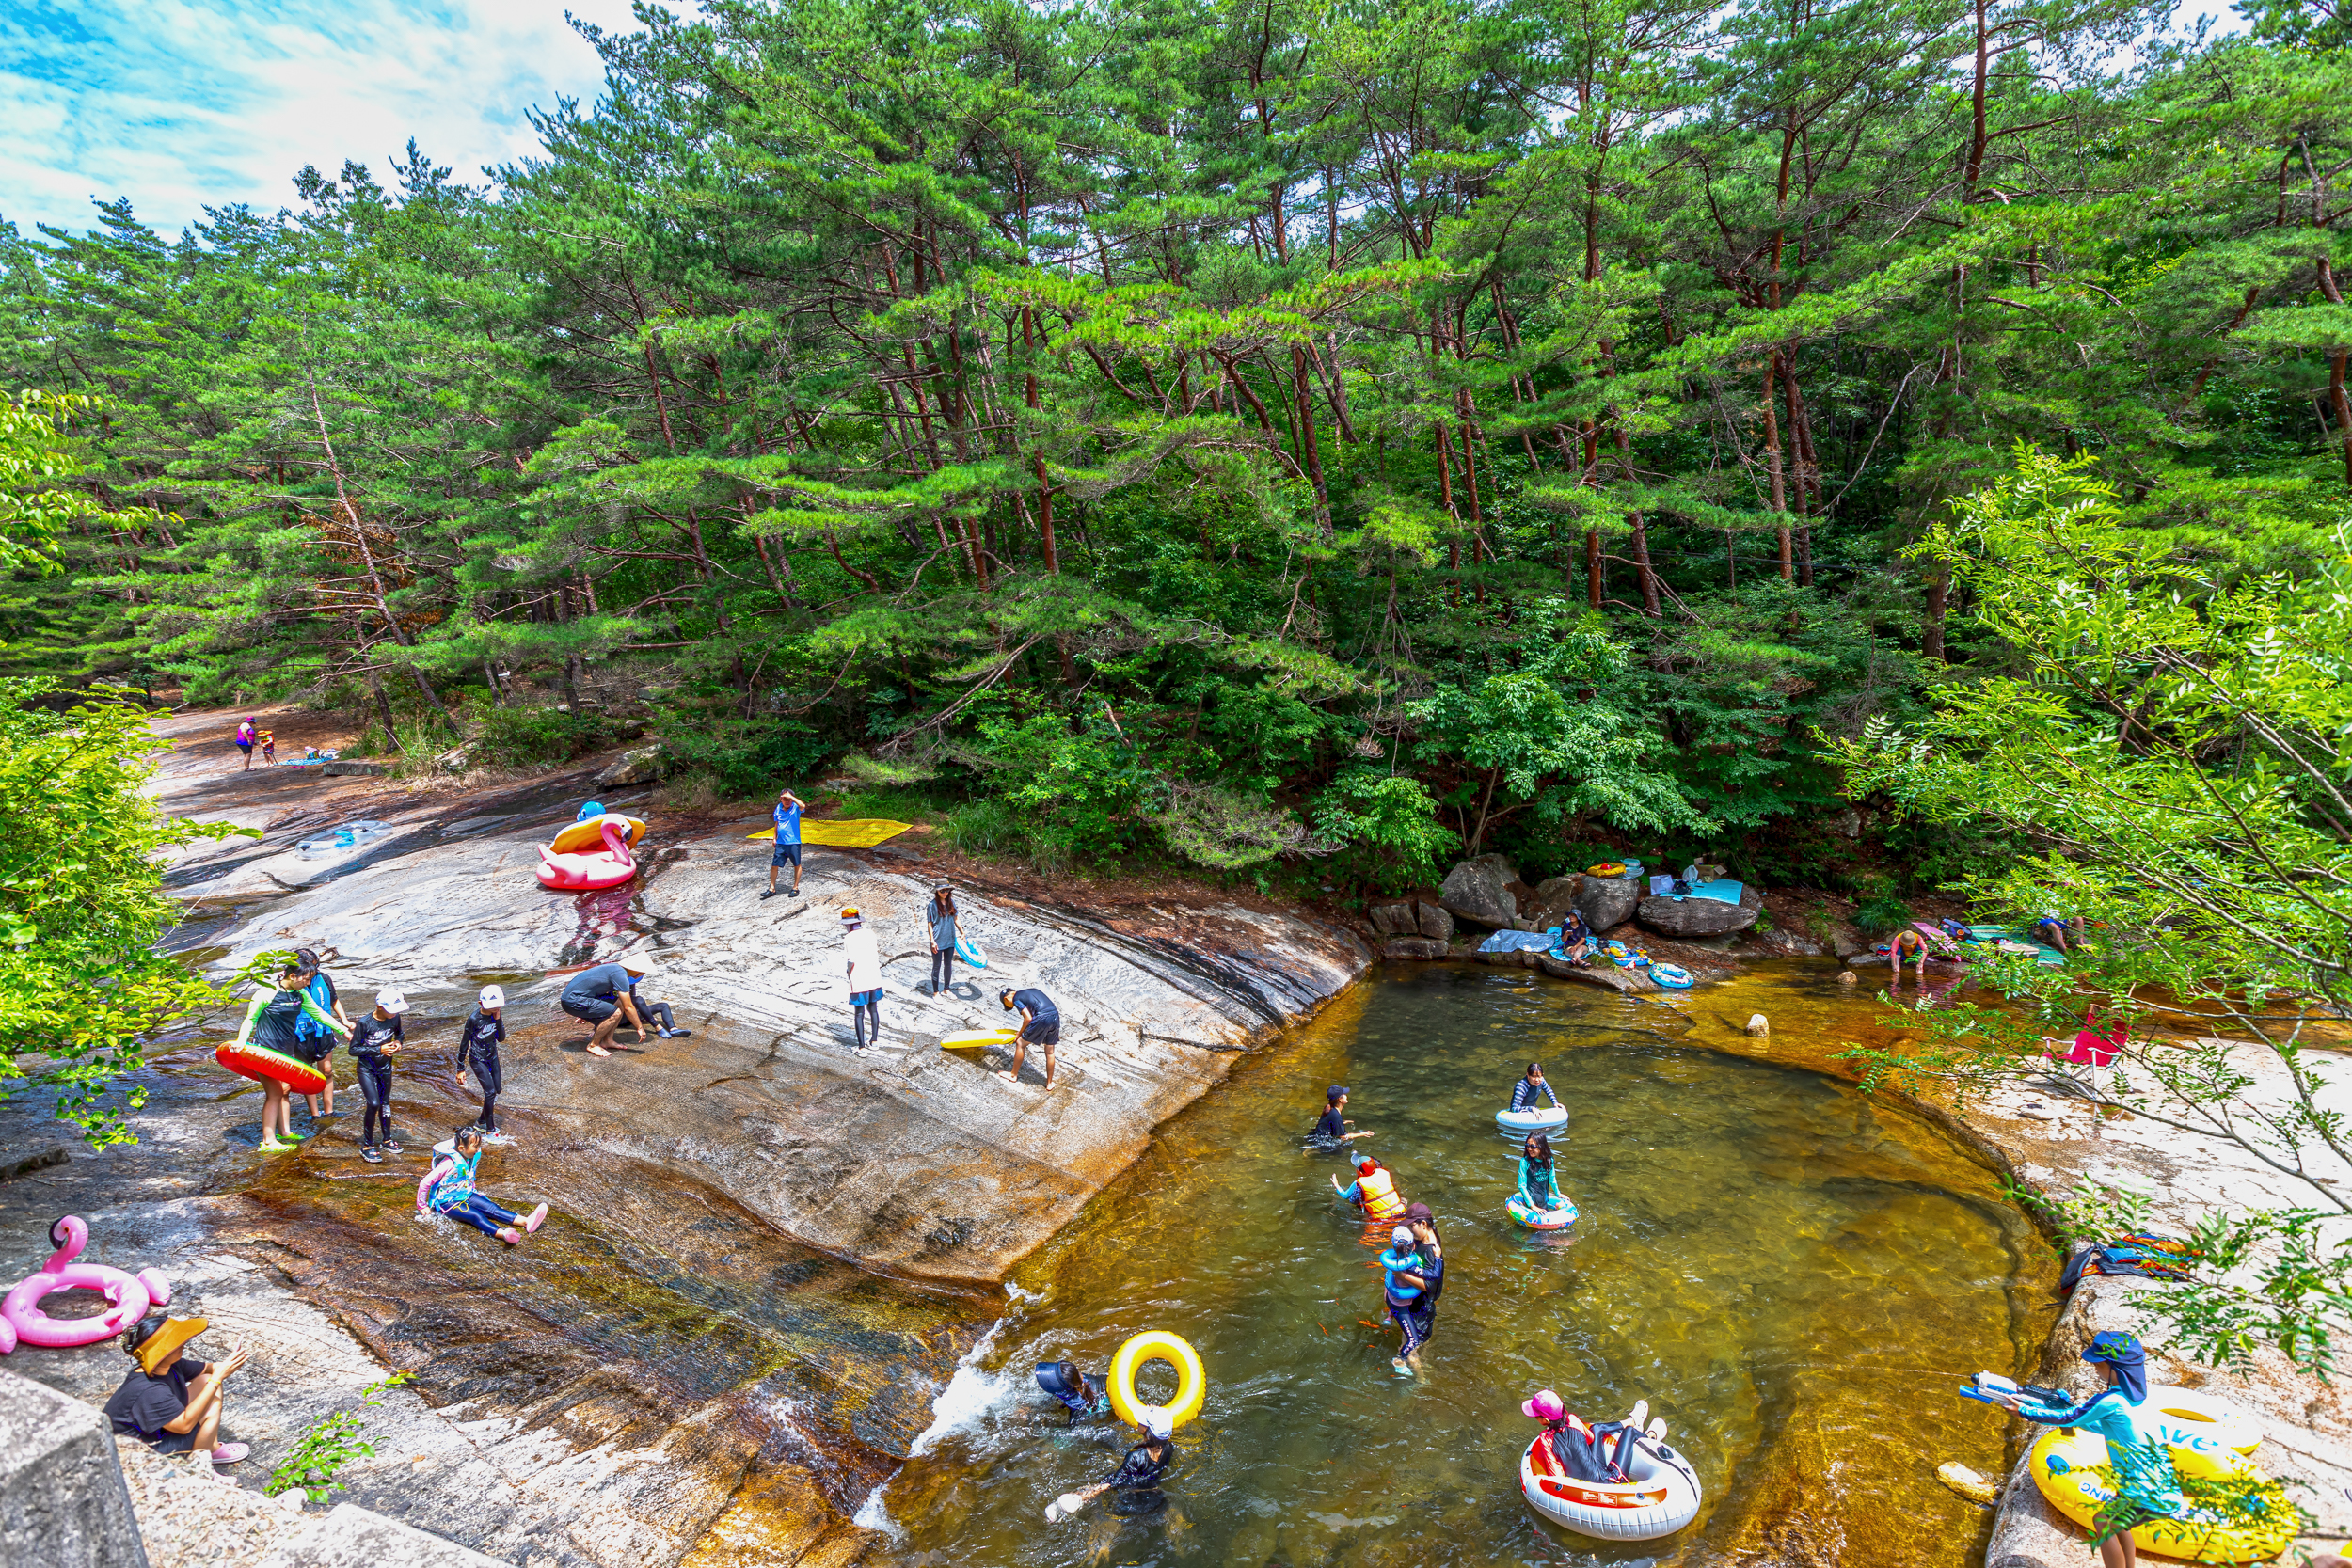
[1309,1085,1373,1147]
[2032,911,2085,955]
[419,1125,548,1245]
[561,958,649,1057]
[1001,985,1061,1088]
[104,1314,249,1466]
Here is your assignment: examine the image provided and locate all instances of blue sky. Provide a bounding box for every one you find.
[0,1,653,237]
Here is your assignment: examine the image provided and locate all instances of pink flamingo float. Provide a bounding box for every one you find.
[535,812,646,892]
[0,1215,172,1354]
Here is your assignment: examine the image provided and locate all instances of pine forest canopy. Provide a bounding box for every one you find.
[2,0,2349,888]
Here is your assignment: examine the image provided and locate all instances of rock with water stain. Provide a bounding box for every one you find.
[1438,859,1516,928]
[1574,874,1642,933]
[1638,884,1762,937]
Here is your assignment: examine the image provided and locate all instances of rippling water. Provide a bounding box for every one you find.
[870,964,2053,1567]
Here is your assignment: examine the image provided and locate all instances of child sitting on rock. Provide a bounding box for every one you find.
[418,1126,547,1245]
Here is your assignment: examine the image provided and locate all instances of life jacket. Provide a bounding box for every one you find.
[1353,1164,1404,1221]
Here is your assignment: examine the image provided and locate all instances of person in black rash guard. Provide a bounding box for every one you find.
[347,989,408,1162]
[1510,1062,1563,1117]
[1309,1085,1373,1148]
[461,985,506,1133]
[1053,1406,1177,1520]
[1032,1361,1113,1426]
[1402,1202,1446,1357]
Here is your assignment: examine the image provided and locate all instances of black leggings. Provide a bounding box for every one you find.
[853,997,882,1048]
[476,1090,499,1132]
[356,1053,394,1147]
[639,1000,676,1031]
[930,949,954,991]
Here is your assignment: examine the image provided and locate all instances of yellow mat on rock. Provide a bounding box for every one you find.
[746,818,914,847]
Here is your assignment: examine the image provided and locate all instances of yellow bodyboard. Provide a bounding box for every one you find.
[940,1029,1018,1054]
[548,815,648,855]
[747,818,914,847]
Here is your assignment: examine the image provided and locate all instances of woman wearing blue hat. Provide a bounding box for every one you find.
[1994,1331,2179,1566]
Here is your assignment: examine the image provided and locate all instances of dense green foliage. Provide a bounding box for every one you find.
[0,683,249,1144]
[1838,451,2352,1374]
[3,0,2347,883]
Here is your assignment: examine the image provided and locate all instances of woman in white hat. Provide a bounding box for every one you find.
[842,908,883,1049]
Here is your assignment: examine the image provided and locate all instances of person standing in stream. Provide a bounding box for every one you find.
[348,988,407,1164]
[763,787,806,901]
[229,958,348,1151]
[461,986,506,1133]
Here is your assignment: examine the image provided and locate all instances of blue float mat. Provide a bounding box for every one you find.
[1651,878,1744,906]
[1476,929,1556,955]
[1964,924,2066,966]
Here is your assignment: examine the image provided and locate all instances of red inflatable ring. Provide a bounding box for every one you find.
[215,1041,327,1095]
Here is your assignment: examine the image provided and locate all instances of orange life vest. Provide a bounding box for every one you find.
[1353,1165,1405,1221]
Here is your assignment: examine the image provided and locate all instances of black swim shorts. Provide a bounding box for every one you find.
[1020,1020,1062,1047]
[563,997,618,1024]
[771,840,803,868]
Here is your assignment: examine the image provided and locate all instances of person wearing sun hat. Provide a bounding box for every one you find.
[1994,1330,2180,1566]
[842,908,884,1049]
[1046,1403,1179,1522]
[560,955,651,1057]
[102,1315,250,1465]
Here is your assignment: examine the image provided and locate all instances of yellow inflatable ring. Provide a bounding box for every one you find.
[2143,1384,2265,1466]
[1108,1330,1205,1429]
[2028,1427,2296,1563]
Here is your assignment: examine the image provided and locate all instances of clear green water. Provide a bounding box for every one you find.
[872,966,2052,1567]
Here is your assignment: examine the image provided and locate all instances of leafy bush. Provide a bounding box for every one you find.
[941,795,1072,877]
[1854,895,1915,938]
[472,705,622,771]
[1311,771,1459,891]
[1161,782,1317,870]
[659,719,830,799]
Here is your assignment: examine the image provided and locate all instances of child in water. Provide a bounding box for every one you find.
[1378,1224,1431,1375]
[1518,1133,1563,1212]
[418,1126,547,1245]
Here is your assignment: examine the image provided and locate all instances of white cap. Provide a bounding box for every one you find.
[1391,1225,1415,1245]
[1139,1406,1174,1440]
[375,989,410,1014]
[478,985,505,1009]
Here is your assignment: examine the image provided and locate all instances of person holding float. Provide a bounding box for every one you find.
[418,1126,548,1246]
[103,1314,249,1466]
[290,948,352,1123]
[1378,1224,1433,1375]
[219,957,348,1151]
[1992,1331,2178,1568]
[1498,1062,1567,1135]
[999,985,1061,1087]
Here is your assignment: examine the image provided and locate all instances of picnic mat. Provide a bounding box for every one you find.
[747,819,914,847]
[1476,929,1557,955]
[1965,923,2066,965]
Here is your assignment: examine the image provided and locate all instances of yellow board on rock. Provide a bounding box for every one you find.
[940,1029,1018,1055]
[746,818,914,847]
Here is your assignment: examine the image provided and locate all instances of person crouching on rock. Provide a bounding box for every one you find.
[843,907,885,1049]
[419,1126,548,1245]
[560,958,649,1057]
[104,1314,249,1466]
[1000,985,1061,1088]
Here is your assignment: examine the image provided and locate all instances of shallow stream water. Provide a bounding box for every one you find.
[868,964,2055,1568]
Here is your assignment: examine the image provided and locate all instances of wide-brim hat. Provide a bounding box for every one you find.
[130,1315,210,1375]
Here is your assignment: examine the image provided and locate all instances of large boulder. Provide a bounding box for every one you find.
[1439,859,1517,928]
[1382,937,1451,960]
[1638,883,1763,937]
[1574,874,1642,932]
[595,744,666,787]
[1536,950,1655,992]
[1415,900,1454,941]
[1368,902,1418,936]
[1524,876,1581,928]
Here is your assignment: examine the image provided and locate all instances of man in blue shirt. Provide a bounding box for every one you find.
[762,787,806,901]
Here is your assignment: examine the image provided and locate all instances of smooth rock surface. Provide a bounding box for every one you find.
[1573,874,1641,932]
[1438,859,1515,928]
[0,1368,150,1568]
[1368,902,1417,936]
[593,746,664,788]
[261,1503,509,1567]
[1637,883,1762,937]
[1382,937,1451,960]
[1415,899,1454,941]
[1535,951,1657,992]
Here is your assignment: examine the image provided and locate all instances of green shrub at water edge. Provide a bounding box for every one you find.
[265,1371,415,1503]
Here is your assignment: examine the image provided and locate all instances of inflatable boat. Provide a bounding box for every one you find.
[1521,1402,1702,1542]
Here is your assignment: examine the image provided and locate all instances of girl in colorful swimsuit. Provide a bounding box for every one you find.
[418,1126,548,1245]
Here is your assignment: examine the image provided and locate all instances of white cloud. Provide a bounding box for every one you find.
[0,0,655,237]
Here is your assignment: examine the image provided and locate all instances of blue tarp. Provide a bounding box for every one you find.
[1476,929,1558,955]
